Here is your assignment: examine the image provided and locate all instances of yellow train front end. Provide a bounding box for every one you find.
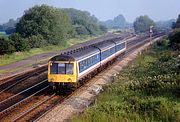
[48,60,77,89]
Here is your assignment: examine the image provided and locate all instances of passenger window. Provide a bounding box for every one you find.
[66,63,73,74]
[85,60,88,67]
[50,63,58,74]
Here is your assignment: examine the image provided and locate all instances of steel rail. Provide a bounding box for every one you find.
[0,79,47,105]
[0,86,49,119]
[0,67,47,94]
[11,93,56,122]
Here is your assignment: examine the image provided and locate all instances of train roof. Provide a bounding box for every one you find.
[49,34,129,62]
[93,40,115,50]
[114,39,126,44]
[50,55,75,61]
[50,46,99,62]
[110,37,126,44]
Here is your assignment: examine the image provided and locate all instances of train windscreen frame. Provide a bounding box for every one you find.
[50,63,74,74]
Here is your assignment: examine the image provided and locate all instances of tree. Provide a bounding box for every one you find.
[10,33,28,51]
[74,25,90,35]
[168,14,180,50]
[134,15,155,33]
[172,22,176,29]
[63,8,105,35]
[16,5,73,45]
[99,24,108,33]
[0,37,15,55]
[5,27,15,35]
[0,18,19,34]
[103,14,128,29]
[155,19,175,30]
[168,28,180,50]
[0,25,4,31]
[175,14,180,28]
[27,34,47,48]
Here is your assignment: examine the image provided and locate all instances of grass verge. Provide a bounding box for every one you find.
[72,39,180,122]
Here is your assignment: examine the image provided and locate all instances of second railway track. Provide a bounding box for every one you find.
[0,66,47,94]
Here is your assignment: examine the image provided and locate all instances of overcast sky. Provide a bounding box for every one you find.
[0,0,180,24]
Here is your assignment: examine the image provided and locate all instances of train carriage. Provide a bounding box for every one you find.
[94,41,116,65]
[48,46,101,88]
[48,37,127,89]
[113,39,127,56]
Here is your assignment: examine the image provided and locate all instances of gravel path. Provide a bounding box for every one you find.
[0,52,56,71]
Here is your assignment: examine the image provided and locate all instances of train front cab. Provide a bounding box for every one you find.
[48,60,77,88]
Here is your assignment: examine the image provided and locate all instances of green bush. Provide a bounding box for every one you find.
[126,97,177,122]
[156,38,169,47]
[27,34,47,48]
[168,29,180,50]
[99,25,108,33]
[75,25,90,35]
[10,33,28,51]
[0,37,15,55]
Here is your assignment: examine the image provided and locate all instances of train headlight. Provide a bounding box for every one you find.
[68,78,72,82]
[50,78,54,82]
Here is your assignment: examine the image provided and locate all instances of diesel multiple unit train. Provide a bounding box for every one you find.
[48,36,128,89]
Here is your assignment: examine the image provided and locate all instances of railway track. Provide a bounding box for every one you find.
[0,34,163,121]
[11,93,56,122]
[0,80,49,119]
[0,66,47,94]
[34,35,160,122]
[0,71,47,103]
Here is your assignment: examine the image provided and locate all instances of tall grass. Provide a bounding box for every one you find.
[72,39,180,122]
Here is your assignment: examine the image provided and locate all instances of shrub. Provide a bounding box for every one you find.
[156,38,169,47]
[0,37,15,55]
[75,25,90,35]
[27,34,47,48]
[168,29,180,50]
[10,33,28,51]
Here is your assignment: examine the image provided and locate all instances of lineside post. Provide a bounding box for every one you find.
[149,26,153,44]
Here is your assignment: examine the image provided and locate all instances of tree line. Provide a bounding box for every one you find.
[0,18,19,35]
[0,5,107,55]
[168,14,180,50]
[133,15,155,33]
[102,14,130,29]
[1,4,178,55]
[133,14,180,50]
